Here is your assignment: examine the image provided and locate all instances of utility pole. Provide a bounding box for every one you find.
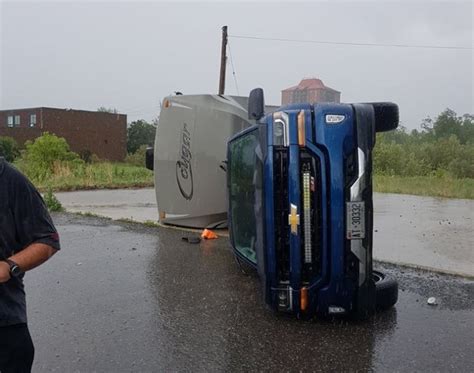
[218,25,228,95]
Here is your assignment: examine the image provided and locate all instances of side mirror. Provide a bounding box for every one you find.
[145,146,154,170]
[248,88,265,121]
[371,102,399,132]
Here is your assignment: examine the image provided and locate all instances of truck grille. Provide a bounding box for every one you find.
[273,149,322,283]
[274,148,290,281]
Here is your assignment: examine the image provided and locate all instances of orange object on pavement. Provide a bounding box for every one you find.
[300,287,308,312]
[201,229,218,239]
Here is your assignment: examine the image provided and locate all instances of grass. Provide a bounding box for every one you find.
[43,187,64,211]
[143,220,160,227]
[374,175,474,199]
[17,161,154,192]
[116,218,159,228]
[73,211,109,219]
[13,158,473,200]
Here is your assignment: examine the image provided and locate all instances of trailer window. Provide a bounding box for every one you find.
[229,130,260,264]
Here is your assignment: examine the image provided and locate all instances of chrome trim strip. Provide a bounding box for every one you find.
[283,113,289,146]
[349,147,367,286]
[289,286,293,311]
[350,148,366,200]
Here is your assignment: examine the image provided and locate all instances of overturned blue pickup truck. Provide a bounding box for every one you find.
[227,89,399,319]
[149,90,399,319]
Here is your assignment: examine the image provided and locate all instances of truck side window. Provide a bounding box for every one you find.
[228,130,260,264]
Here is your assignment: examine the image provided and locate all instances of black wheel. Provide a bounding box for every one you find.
[374,270,398,310]
[145,146,154,170]
[371,102,399,133]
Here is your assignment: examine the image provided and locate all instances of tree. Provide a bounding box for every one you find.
[460,114,474,144]
[425,109,474,145]
[433,109,461,140]
[0,136,20,162]
[377,125,411,145]
[127,120,156,154]
[97,107,118,114]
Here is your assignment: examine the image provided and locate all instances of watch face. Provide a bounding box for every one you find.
[11,265,22,277]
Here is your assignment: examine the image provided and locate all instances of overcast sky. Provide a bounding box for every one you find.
[1,0,472,129]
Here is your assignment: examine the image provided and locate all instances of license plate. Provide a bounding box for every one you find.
[346,202,365,239]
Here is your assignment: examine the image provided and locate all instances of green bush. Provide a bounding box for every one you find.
[374,137,474,178]
[22,132,83,180]
[125,144,147,166]
[0,136,20,162]
[373,109,474,179]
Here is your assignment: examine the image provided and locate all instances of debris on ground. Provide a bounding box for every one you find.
[201,229,218,239]
[427,297,438,305]
[182,236,201,244]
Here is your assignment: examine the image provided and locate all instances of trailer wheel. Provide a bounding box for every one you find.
[145,146,154,170]
[374,270,398,310]
[372,102,399,133]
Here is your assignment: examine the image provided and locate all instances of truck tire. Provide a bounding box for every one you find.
[371,102,399,133]
[374,270,398,310]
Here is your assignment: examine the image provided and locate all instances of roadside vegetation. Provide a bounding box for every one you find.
[0,121,155,192]
[43,187,64,211]
[372,109,473,199]
[0,110,472,199]
[374,175,474,199]
[0,136,20,162]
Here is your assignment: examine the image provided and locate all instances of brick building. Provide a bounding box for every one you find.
[0,107,127,161]
[281,78,341,105]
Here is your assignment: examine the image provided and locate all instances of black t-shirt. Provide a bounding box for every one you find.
[0,158,61,326]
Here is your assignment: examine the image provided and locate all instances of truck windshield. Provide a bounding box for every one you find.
[228,129,261,264]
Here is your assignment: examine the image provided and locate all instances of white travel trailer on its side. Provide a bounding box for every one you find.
[149,94,256,228]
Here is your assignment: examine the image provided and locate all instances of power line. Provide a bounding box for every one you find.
[229,34,472,50]
[227,40,240,95]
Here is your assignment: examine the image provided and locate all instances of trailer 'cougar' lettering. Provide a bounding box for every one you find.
[176,123,193,200]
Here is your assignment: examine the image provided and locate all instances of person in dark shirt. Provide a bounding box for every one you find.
[0,158,60,373]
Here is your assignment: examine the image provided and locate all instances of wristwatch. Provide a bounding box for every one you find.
[5,259,22,277]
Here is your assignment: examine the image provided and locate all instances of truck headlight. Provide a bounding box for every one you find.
[273,112,289,146]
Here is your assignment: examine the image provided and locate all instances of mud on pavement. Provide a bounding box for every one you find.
[27,213,474,372]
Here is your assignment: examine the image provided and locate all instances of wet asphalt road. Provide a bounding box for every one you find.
[55,189,474,277]
[27,213,473,372]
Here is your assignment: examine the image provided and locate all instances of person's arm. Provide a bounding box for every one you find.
[0,243,57,283]
[9,242,57,271]
[0,164,61,283]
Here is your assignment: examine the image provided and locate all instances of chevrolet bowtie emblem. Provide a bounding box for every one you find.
[288,203,300,235]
